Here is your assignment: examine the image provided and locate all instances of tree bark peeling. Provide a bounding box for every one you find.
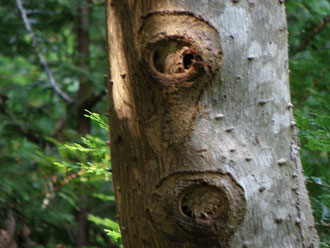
[106,1,319,247]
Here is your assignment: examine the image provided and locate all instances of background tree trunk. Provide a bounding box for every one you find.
[106,1,319,247]
[76,0,91,246]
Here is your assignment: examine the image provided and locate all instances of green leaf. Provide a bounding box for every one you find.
[92,193,115,202]
[88,214,120,231]
[84,110,109,131]
[104,229,121,242]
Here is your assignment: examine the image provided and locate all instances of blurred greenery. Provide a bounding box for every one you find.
[0,0,328,247]
[286,0,329,245]
[0,0,116,247]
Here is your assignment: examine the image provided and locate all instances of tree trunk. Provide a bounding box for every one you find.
[76,0,91,247]
[77,0,91,136]
[106,1,319,247]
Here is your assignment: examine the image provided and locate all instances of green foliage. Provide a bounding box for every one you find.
[85,110,109,132]
[295,111,330,152]
[88,215,121,243]
[52,111,122,246]
[54,111,122,244]
[0,1,117,247]
[0,109,119,247]
[321,242,330,248]
[287,0,329,245]
[54,134,110,175]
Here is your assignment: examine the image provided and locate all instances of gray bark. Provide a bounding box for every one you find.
[106,1,319,247]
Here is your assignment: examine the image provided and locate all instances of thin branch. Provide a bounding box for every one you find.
[306,180,330,189]
[53,170,86,191]
[295,16,330,53]
[15,0,74,103]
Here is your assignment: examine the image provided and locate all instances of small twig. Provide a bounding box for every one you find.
[15,0,73,103]
[306,180,330,189]
[53,170,86,191]
[295,16,330,53]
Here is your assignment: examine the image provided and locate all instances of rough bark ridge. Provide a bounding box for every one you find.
[106,1,319,247]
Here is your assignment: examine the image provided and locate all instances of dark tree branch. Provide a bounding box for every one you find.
[52,117,67,141]
[15,0,74,104]
[295,16,330,53]
[87,90,107,109]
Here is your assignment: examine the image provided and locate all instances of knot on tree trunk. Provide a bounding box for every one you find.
[148,172,246,247]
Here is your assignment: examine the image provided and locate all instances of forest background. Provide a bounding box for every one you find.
[0,0,328,247]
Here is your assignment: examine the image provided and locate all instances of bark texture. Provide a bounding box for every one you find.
[106,1,319,247]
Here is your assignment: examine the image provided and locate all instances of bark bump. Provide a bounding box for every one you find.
[149,172,246,246]
[139,11,222,92]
